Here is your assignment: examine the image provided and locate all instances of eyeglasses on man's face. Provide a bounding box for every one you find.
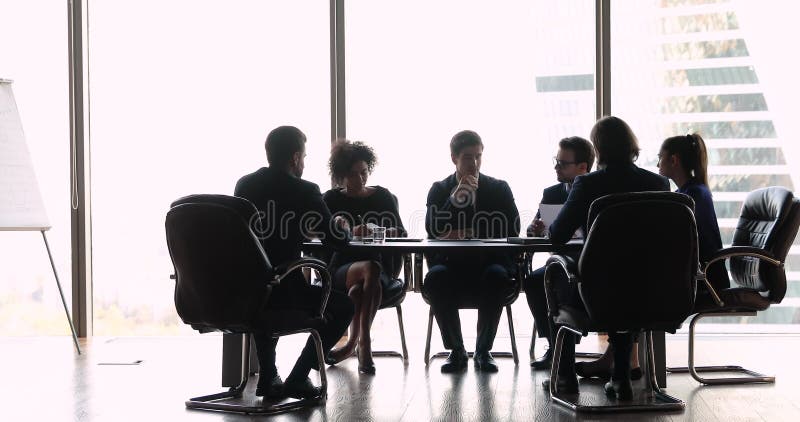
[553,157,578,167]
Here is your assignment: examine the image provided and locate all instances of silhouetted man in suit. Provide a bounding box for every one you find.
[545,116,669,400]
[424,130,520,373]
[234,126,354,399]
[524,136,595,370]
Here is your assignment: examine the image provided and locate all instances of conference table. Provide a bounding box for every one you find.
[303,237,584,293]
[220,238,668,388]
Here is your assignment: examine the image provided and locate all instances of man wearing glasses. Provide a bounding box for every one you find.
[524,136,595,369]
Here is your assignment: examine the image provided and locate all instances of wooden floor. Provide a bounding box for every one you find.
[3,328,799,422]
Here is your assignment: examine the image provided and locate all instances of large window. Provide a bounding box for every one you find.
[611,0,800,330]
[345,0,596,237]
[0,1,71,336]
[8,0,797,338]
[344,0,595,346]
[88,1,330,335]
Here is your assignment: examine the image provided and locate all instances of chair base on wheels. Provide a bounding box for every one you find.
[371,305,409,362]
[549,327,684,413]
[666,311,775,385]
[424,305,519,365]
[186,330,328,415]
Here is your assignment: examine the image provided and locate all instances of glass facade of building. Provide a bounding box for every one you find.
[613,0,798,328]
[534,0,799,329]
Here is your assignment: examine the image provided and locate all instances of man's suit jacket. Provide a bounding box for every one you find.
[549,163,670,246]
[535,183,570,220]
[234,167,350,286]
[425,172,520,267]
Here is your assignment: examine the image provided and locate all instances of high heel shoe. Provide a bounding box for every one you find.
[357,347,376,375]
[325,354,337,366]
[326,347,356,365]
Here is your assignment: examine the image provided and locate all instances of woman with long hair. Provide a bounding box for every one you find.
[658,133,728,289]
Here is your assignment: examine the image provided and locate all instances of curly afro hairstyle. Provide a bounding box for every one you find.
[328,139,378,184]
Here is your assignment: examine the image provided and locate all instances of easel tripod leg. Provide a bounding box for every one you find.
[41,231,81,354]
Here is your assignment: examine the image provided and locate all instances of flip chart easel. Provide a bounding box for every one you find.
[0,79,80,354]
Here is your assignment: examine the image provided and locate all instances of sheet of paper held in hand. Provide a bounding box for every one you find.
[538,204,584,239]
[538,204,562,230]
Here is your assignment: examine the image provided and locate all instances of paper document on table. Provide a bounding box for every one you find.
[538,204,584,239]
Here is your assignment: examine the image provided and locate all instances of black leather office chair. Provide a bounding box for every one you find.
[422,263,523,365]
[166,194,331,415]
[545,192,700,412]
[668,187,800,385]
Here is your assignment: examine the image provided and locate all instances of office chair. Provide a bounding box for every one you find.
[166,194,330,415]
[339,192,411,361]
[422,262,523,365]
[313,191,411,363]
[318,249,411,363]
[526,252,602,362]
[545,192,700,412]
[370,252,412,361]
[668,186,800,385]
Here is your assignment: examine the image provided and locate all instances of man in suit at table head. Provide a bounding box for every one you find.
[234,125,354,400]
[423,130,521,373]
[524,136,595,370]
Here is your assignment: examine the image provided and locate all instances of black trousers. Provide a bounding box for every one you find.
[422,263,514,354]
[253,281,354,378]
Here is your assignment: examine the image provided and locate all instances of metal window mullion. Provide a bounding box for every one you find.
[330,0,346,144]
[596,0,611,119]
[68,0,93,337]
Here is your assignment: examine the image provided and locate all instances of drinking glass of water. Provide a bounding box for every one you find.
[372,226,386,244]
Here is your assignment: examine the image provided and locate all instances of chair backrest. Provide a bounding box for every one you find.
[730,187,800,303]
[165,194,274,333]
[578,192,698,332]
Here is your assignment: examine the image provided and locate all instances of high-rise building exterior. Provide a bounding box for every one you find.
[535,0,798,329]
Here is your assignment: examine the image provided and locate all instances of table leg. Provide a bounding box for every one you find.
[653,330,667,388]
[221,333,259,387]
[640,331,667,388]
[413,253,423,293]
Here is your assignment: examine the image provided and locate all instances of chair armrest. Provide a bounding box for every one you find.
[543,254,579,317]
[274,257,332,318]
[699,247,783,309]
[705,246,782,268]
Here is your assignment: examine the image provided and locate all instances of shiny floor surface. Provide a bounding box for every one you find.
[3,323,799,421]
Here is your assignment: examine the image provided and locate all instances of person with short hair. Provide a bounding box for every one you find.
[424,130,521,373]
[524,136,594,370]
[573,132,730,384]
[545,116,669,400]
[234,126,355,400]
[322,139,406,374]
